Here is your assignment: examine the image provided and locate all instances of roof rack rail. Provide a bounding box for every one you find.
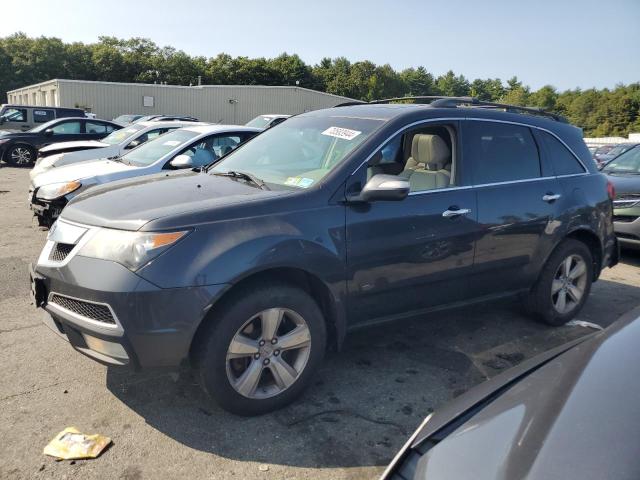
[429,97,568,123]
[335,95,567,123]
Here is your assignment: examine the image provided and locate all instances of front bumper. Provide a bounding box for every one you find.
[32,254,227,368]
[614,215,640,250]
[28,189,67,227]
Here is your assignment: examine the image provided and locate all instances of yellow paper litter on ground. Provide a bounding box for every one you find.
[43,427,111,460]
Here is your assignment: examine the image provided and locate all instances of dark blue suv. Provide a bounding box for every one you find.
[31,98,618,415]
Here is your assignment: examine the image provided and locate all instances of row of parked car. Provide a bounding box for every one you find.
[21,96,640,476]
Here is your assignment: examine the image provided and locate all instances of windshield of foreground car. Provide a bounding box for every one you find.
[101,125,144,145]
[123,128,199,167]
[603,146,640,174]
[211,115,384,189]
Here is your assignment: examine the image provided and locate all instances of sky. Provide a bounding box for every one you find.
[1,0,639,91]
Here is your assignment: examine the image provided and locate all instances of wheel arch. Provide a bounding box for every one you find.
[565,227,603,280]
[189,266,346,365]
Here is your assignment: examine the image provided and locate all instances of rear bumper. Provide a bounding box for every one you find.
[33,256,228,368]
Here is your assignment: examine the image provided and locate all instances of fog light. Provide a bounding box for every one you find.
[82,334,128,359]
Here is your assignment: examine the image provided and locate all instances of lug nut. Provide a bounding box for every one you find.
[273,350,280,356]
[263,358,270,366]
[254,353,260,360]
[271,338,278,344]
[259,340,265,346]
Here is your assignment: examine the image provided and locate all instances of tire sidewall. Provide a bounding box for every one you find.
[198,285,326,416]
[535,240,593,326]
[6,144,36,167]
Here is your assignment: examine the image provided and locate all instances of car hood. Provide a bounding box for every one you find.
[61,171,290,230]
[40,140,108,153]
[604,172,640,195]
[396,309,640,480]
[31,159,132,188]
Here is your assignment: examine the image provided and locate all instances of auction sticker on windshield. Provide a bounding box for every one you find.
[321,127,361,141]
[163,140,181,146]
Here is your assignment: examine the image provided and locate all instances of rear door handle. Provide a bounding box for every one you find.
[442,208,471,218]
[542,193,561,202]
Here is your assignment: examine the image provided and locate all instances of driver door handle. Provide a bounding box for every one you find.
[542,193,561,202]
[442,208,471,218]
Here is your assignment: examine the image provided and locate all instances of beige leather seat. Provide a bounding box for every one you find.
[400,134,451,191]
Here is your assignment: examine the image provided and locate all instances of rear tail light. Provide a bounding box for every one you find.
[607,180,616,200]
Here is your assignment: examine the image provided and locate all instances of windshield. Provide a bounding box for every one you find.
[101,125,144,145]
[606,144,632,156]
[211,115,384,189]
[123,128,199,167]
[603,146,640,174]
[113,115,141,124]
[245,116,273,128]
[0,108,24,122]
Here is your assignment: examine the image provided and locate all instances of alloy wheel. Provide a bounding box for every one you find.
[10,147,33,165]
[551,254,588,315]
[226,308,312,399]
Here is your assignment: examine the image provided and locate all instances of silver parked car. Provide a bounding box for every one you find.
[29,125,261,226]
[31,121,204,180]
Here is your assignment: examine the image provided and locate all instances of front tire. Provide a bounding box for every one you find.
[525,239,593,326]
[195,283,326,416]
[5,144,36,167]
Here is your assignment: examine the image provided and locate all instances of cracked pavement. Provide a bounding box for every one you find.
[1,166,639,479]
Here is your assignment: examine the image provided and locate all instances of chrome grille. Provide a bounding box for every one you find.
[49,294,115,324]
[48,242,75,262]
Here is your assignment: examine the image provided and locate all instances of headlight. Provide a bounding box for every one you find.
[36,181,82,200]
[78,228,189,271]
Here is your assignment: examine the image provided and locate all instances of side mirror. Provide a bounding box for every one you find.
[348,174,410,203]
[44,128,54,136]
[126,139,141,149]
[169,154,194,169]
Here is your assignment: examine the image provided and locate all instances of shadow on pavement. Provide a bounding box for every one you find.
[105,263,640,469]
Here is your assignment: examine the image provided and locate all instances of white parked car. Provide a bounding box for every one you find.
[245,114,291,129]
[31,121,204,180]
[29,125,262,227]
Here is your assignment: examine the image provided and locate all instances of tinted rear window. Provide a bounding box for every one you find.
[538,131,585,175]
[466,121,541,184]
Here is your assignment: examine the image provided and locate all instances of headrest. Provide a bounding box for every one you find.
[411,134,450,170]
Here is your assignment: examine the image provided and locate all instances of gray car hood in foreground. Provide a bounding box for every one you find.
[386,308,640,480]
[61,171,290,231]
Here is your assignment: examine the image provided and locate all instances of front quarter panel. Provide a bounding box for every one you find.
[136,204,347,294]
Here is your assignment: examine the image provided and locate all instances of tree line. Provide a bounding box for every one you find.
[1,33,638,137]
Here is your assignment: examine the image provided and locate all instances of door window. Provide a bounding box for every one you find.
[537,130,585,175]
[465,121,541,184]
[177,134,243,168]
[33,109,55,123]
[51,121,82,134]
[367,124,457,193]
[85,121,110,134]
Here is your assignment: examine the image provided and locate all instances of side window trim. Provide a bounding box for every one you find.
[349,117,588,178]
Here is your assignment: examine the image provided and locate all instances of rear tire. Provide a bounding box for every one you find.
[5,144,36,167]
[194,282,326,416]
[525,239,593,326]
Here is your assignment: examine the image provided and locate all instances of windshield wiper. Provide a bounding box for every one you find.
[213,170,270,190]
